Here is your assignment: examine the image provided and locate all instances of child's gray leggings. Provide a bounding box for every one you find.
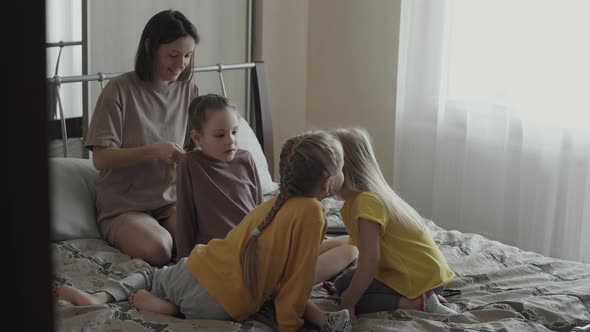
[98,257,231,320]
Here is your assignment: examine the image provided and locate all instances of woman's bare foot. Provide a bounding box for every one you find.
[128,290,178,316]
[54,285,113,306]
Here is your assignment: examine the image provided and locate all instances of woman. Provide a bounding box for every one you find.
[85,10,199,266]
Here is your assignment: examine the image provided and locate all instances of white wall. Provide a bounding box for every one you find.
[253,0,310,178]
[306,0,401,183]
[46,0,83,121]
[88,0,249,117]
[254,0,401,181]
[81,1,402,179]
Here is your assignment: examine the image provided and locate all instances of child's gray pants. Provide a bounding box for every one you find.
[99,257,231,320]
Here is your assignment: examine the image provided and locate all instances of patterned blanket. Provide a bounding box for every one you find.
[53,197,590,332]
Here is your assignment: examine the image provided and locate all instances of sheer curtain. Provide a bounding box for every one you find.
[394,0,590,263]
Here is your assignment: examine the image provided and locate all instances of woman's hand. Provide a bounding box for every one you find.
[151,142,185,163]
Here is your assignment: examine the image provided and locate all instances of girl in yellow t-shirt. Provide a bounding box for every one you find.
[331,128,457,317]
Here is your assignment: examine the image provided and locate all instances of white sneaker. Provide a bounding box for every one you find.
[320,309,352,332]
[421,290,457,314]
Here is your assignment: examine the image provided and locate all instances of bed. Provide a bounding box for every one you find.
[49,63,590,332]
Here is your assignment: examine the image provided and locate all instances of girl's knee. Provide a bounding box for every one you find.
[343,244,359,263]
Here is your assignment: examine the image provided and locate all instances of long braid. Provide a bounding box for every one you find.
[241,132,341,297]
[241,137,299,296]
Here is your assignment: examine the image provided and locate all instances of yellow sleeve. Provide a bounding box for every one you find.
[274,205,326,332]
[353,192,389,235]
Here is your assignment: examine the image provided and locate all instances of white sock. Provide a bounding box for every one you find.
[320,309,352,332]
[422,291,457,315]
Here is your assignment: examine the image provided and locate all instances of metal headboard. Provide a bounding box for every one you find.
[46,62,274,175]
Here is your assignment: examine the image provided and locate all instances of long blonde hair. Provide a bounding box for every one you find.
[332,128,426,232]
[241,131,343,297]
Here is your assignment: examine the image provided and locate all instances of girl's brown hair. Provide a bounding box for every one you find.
[240,131,343,296]
[183,94,237,151]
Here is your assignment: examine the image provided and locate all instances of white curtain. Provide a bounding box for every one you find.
[394,0,590,263]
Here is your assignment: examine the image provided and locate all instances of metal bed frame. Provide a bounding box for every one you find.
[46,62,274,175]
[45,0,260,160]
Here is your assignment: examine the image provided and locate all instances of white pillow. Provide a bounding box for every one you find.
[237,115,278,194]
[49,157,101,241]
[49,122,276,241]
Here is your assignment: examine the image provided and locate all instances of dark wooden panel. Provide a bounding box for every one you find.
[5,0,54,331]
[48,116,84,140]
[251,62,274,178]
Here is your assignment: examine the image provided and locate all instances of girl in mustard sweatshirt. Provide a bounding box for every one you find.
[56,131,352,332]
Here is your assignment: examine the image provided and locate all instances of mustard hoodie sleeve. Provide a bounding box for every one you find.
[273,206,326,332]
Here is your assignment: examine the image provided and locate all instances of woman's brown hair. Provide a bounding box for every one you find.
[135,10,199,82]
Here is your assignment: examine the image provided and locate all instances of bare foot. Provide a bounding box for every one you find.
[54,285,113,306]
[128,290,178,316]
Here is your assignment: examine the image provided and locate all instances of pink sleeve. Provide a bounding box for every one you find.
[249,153,263,204]
[175,155,198,259]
